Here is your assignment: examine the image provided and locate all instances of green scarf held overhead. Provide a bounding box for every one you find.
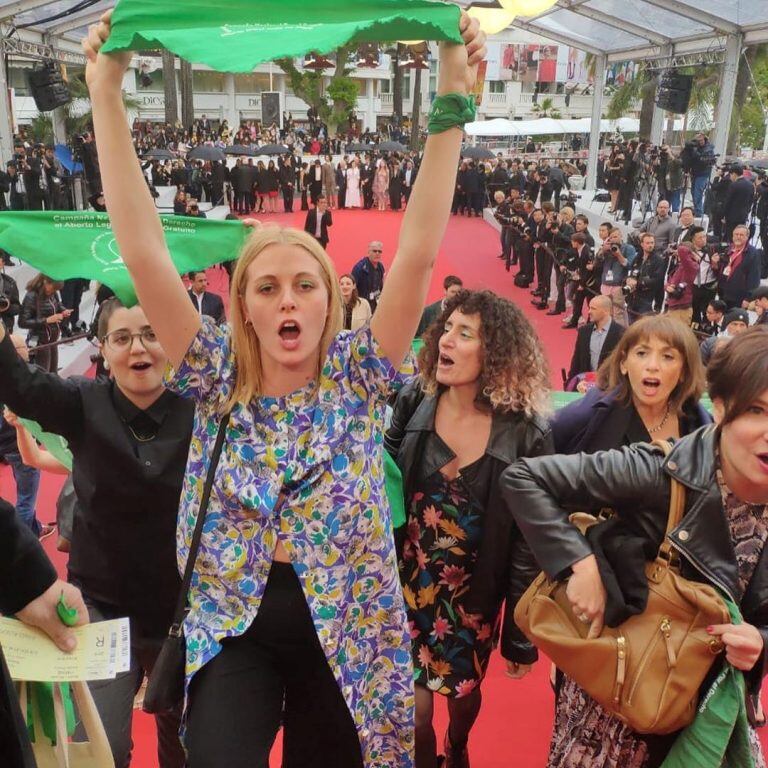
[0,211,248,307]
[102,0,463,72]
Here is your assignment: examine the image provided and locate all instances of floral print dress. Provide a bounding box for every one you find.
[166,318,415,767]
[547,471,768,768]
[400,460,494,698]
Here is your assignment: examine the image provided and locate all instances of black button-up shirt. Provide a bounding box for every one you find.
[0,333,194,637]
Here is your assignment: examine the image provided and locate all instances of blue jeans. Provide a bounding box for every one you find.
[5,451,41,534]
[666,188,682,213]
[692,174,709,217]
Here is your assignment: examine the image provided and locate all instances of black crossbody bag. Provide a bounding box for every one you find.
[143,412,230,714]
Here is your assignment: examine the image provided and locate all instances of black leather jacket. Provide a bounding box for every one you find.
[501,425,768,696]
[385,379,553,664]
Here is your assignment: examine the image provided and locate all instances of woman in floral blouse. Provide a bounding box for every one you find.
[84,10,486,768]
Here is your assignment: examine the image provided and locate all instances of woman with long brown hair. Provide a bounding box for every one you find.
[387,290,552,768]
[18,273,71,373]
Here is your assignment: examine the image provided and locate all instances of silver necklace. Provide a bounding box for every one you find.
[647,406,672,435]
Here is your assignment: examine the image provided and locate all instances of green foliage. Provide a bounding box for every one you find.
[740,45,768,149]
[531,97,561,119]
[324,76,359,125]
[28,114,53,144]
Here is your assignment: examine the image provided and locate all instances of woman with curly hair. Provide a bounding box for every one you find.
[385,290,553,768]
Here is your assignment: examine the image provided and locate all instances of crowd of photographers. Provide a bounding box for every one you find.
[493,141,768,384]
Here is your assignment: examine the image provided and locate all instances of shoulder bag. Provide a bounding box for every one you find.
[514,440,730,735]
[142,411,230,714]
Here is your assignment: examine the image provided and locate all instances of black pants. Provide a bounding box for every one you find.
[554,269,569,312]
[282,185,294,212]
[60,278,88,332]
[536,248,553,296]
[79,598,184,768]
[552,183,562,211]
[186,562,363,768]
[692,284,718,327]
[570,287,591,324]
[500,226,514,266]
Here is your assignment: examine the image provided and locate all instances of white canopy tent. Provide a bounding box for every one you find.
[464,116,684,138]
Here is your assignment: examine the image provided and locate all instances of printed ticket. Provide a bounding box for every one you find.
[0,617,131,682]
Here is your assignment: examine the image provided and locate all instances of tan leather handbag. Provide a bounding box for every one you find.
[514,442,731,735]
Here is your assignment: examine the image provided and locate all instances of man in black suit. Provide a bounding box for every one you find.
[360,156,375,210]
[722,164,756,242]
[188,271,225,324]
[416,275,463,337]
[567,294,624,383]
[303,195,333,249]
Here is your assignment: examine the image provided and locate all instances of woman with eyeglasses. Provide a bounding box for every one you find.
[0,297,192,768]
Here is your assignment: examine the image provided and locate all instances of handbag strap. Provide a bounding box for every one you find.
[650,439,687,563]
[167,411,230,638]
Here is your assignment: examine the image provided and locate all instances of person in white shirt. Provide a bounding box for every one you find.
[187,271,225,324]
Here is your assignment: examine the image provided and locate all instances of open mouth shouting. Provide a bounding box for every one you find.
[129,361,153,374]
[438,352,455,369]
[278,319,302,351]
[640,377,662,398]
[758,453,768,474]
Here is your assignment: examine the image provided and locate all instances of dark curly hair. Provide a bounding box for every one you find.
[419,289,551,416]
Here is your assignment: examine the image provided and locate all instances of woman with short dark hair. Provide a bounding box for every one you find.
[501,326,768,767]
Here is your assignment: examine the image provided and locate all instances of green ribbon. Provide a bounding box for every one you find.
[427,93,477,134]
[102,0,462,72]
[26,682,76,746]
[661,594,756,768]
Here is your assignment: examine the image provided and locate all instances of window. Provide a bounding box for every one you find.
[234,73,272,93]
[380,79,391,94]
[8,67,30,96]
[139,69,165,92]
[193,71,225,93]
[488,81,505,94]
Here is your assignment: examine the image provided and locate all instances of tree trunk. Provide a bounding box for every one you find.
[162,50,179,126]
[410,67,422,151]
[638,74,658,139]
[392,44,404,120]
[727,45,757,156]
[179,58,194,129]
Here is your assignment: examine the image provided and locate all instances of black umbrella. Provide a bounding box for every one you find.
[346,142,375,152]
[748,159,768,171]
[461,146,495,160]
[376,140,408,152]
[187,145,227,162]
[142,148,176,160]
[224,144,256,156]
[256,144,290,156]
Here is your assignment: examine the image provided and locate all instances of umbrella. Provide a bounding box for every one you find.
[54,144,83,174]
[187,145,227,162]
[748,159,768,171]
[376,140,408,152]
[347,142,375,152]
[256,144,290,156]
[461,146,494,160]
[142,148,176,160]
[224,144,256,156]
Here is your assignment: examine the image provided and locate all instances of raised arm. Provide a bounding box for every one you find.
[83,11,200,369]
[371,14,486,369]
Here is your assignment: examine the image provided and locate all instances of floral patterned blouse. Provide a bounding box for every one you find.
[166,318,414,767]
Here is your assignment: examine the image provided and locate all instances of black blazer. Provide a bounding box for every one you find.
[723,176,755,224]
[188,290,225,324]
[567,320,624,382]
[303,208,332,247]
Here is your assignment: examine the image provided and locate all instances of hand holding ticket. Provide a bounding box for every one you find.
[0,616,130,682]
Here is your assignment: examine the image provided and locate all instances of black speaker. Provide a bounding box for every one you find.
[655,71,693,114]
[261,92,281,127]
[26,62,71,112]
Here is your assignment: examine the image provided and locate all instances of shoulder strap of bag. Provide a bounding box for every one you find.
[168,411,230,636]
[651,438,687,562]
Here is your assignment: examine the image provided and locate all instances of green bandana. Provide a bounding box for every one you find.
[0,211,248,306]
[103,0,462,72]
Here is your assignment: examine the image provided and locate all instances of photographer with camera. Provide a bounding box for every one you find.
[633,198,675,254]
[533,208,572,311]
[756,173,768,267]
[656,145,684,213]
[683,132,716,217]
[721,163,756,242]
[0,250,20,334]
[689,227,721,327]
[598,227,636,325]
[18,273,72,373]
[663,236,699,326]
[529,207,549,300]
[624,232,664,322]
[493,190,516,268]
[716,224,762,310]
[563,231,605,328]
[671,206,696,246]
[707,165,731,240]
[5,161,27,210]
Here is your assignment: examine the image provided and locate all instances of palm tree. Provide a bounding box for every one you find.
[531,97,561,120]
[410,66,422,150]
[161,50,179,126]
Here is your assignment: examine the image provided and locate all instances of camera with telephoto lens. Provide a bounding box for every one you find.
[610,244,620,254]
[0,292,8,312]
[668,282,686,300]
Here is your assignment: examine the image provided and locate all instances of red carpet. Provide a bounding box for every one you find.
[2,207,764,766]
